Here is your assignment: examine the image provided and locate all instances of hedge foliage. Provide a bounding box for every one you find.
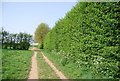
[44,2,120,79]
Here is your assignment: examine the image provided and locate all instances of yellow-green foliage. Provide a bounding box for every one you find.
[44,2,120,79]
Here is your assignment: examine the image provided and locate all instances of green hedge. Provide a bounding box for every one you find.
[44,2,120,79]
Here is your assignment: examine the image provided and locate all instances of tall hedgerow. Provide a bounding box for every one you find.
[44,2,120,79]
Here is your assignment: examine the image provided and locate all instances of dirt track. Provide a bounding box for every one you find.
[28,47,67,79]
[41,51,67,79]
[28,47,38,79]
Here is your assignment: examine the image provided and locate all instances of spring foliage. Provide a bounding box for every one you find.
[34,23,50,49]
[44,2,120,79]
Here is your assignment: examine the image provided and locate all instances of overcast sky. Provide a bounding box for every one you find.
[2,2,77,36]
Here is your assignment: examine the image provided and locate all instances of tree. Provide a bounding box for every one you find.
[1,28,9,49]
[1,28,33,50]
[34,23,50,49]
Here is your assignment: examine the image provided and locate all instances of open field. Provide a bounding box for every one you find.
[2,49,33,79]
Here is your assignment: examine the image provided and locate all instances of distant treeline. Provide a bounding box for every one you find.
[1,28,33,50]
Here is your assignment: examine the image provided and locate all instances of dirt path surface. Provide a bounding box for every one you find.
[28,47,68,80]
[41,51,67,79]
[28,47,38,79]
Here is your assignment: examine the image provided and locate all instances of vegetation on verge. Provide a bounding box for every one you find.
[44,2,120,79]
[37,52,59,79]
[2,49,33,79]
[43,50,105,79]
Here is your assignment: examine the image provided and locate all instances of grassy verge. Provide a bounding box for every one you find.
[42,49,107,79]
[37,52,59,79]
[2,49,33,79]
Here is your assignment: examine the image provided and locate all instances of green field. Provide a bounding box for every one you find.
[2,49,33,79]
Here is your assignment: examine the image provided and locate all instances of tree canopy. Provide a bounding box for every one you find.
[1,28,33,50]
[34,23,50,48]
